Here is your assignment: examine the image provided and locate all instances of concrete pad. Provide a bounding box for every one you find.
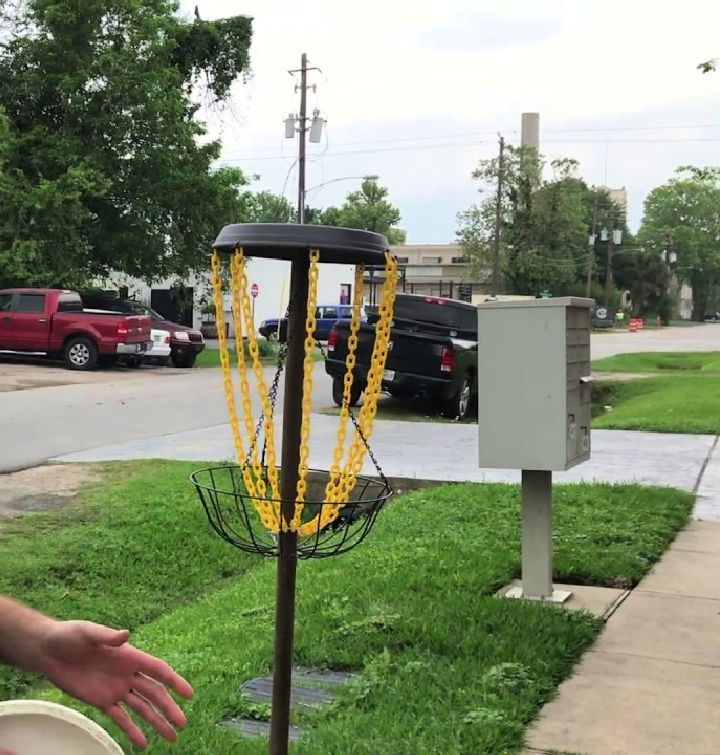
[496,580,626,619]
[670,520,720,553]
[598,591,720,667]
[639,545,720,601]
[527,650,720,755]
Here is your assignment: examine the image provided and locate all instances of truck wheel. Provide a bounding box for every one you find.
[171,352,197,368]
[442,373,474,420]
[64,336,99,371]
[332,376,362,407]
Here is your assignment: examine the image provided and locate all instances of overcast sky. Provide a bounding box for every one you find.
[180,0,720,242]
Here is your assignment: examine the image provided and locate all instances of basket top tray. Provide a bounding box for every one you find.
[212,223,390,265]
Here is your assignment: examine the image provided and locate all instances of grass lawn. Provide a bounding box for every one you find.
[592,351,720,374]
[593,375,720,434]
[2,461,692,753]
[589,352,720,434]
[195,344,322,369]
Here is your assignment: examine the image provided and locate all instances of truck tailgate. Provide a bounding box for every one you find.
[122,315,152,343]
[334,323,449,381]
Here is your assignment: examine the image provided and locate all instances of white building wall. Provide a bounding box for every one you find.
[95,258,357,335]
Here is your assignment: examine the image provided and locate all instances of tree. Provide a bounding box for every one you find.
[457,147,595,295]
[0,0,252,288]
[638,166,720,320]
[241,190,295,223]
[320,179,406,244]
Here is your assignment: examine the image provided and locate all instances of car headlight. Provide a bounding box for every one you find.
[173,331,190,341]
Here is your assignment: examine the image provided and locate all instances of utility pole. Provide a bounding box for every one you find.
[492,135,505,297]
[603,211,616,308]
[287,53,321,225]
[297,53,308,224]
[585,198,598,299]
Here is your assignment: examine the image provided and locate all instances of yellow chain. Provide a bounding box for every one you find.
[229,250,279,532]
[291,249,320,530]
[298,253,398,537]
[324,264,364,502]
[232,250,282,520]
[210,251,246,468]
[213,247,397,540]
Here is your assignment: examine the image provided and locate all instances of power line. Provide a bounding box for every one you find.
[217,122,720,159]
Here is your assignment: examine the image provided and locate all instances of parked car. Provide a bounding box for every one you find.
[259,304,366,343]
[130,329,171,367]
[0,288,152,370]
[79,292,205,368]
[325,293,478,419]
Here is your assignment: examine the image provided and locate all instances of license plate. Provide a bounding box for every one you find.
[383,369,395,382]
[153,334,162,343]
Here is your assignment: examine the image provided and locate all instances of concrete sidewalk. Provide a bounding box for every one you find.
[54,416,715,494]
[527,437,720,755]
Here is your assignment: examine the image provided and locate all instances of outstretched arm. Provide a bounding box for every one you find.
[0,597,193,749]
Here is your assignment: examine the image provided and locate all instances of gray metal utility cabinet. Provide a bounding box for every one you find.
[477,297,594,602]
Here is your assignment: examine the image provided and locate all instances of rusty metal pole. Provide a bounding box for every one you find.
[269,52,310,755]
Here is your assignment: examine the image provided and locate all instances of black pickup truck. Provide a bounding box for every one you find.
[324,293,478,419]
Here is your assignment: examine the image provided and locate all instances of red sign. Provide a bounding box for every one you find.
[251,283,259,298]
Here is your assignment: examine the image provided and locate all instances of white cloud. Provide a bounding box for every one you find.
[184,0,720,240]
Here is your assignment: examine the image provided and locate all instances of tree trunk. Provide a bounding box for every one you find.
[691,279,708,322]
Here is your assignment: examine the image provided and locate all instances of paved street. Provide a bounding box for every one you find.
[1,323,718,473]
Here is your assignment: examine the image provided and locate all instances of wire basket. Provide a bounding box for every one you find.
[191,466,392,559]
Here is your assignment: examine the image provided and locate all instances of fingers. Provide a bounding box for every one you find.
[136,653,194,699]
[107,703,148,750]
[133,673,187,729]
[124,691,178,743]
[80,622,131,647]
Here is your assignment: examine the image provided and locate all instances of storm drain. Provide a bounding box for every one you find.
[220,667,355,741]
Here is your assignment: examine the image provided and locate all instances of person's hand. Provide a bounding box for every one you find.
[38,620,193,749]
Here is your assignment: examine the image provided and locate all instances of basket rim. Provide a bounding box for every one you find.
[189,464,392,507]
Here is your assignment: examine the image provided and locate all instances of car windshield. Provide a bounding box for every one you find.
[124,301,165,321]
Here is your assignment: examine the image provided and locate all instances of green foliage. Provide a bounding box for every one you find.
[0,0,253,288]
[26,472,690,752]
[241,190,295,223]
[457,148,621,296]
[638,166,720,320]
[318,179,405,243]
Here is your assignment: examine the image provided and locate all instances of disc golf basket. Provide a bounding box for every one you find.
[190,223,398,754]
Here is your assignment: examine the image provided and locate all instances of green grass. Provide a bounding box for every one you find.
[0,460,256,697]
[196,344,323,369]
[592,351,720,374]
[3,462,692,753]
[593,375,720,434]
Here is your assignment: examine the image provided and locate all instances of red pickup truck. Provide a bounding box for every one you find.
[0,288,152,370]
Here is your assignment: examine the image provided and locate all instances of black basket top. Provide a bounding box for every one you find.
[212,223,390,265]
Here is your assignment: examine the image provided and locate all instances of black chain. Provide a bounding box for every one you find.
[244,337,390,489]
[315,340,390,487]
[245,341,287,468]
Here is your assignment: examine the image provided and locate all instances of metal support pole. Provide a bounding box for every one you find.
[521,470,553,598]
[604,222,615,308]
[507,470,570,603]
[269,261,310,753]
[297,53,308,225]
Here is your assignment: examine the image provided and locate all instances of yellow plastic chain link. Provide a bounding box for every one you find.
[229,250,280,532]
[231,250,282,516]
[324,263,364,501]
[212,247,396,540]
[210,251,247,468]
[298,253,398,537]
[291,249,320,530]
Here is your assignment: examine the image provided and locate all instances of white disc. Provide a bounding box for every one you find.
[0,700,123,754]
